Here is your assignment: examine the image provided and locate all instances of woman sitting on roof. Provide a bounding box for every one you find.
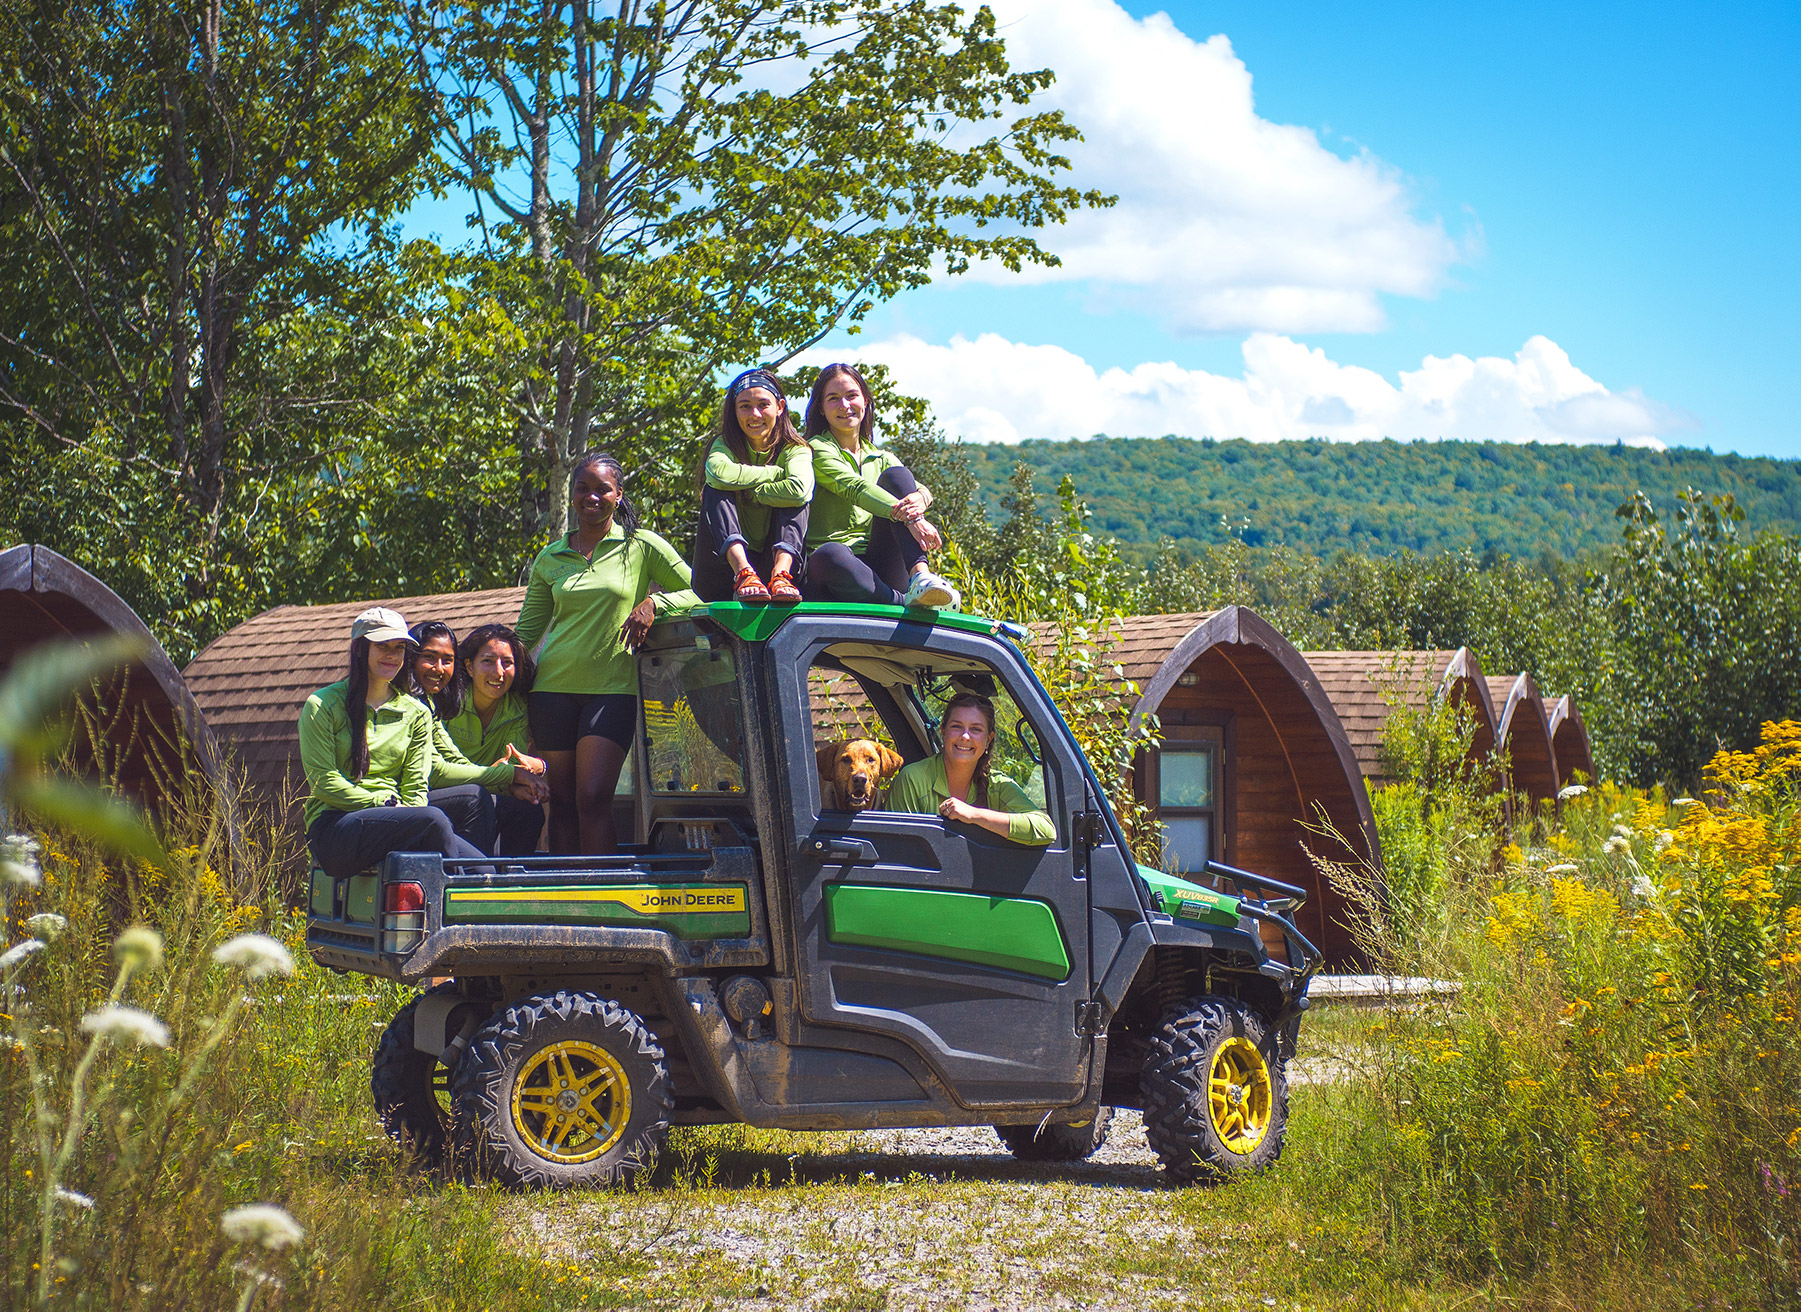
[801,363,958,610]
[517,450,699,854]
[442,623,547,857]
[885,692,1053,846]
[409,619,548,856]
[692,368,813,604]
[298,607,491,879]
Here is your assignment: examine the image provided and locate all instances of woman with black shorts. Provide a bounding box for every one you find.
[516,451,699,853]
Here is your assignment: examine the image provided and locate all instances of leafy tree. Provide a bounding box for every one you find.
[0,0,438,653]
[405,0,1109,534]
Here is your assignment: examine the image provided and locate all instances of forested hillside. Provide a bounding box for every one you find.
[957,437,1801,560]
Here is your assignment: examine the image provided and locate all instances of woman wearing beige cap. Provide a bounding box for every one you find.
[297,606,490,878]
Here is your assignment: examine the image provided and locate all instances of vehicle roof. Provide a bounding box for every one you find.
[670,601,1021,644]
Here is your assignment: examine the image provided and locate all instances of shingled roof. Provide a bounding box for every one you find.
[1302,649,1495,786]
[183,586,526,805]
[1547,695,1595,786]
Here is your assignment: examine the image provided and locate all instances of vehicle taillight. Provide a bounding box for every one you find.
[382,880,426,954]
[384,881,424,913]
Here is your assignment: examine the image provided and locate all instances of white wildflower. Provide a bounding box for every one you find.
[24,913,66,942]
[1673,797,1698,807]
[1603,836,1629,855]
[1654,831,1674,855]
[1547,863,1580,875]
[221,1204,304,1251]
[1557,783,1589,800]
[1631,874,1656,901]
[212,934,294,981]
[52,1186,94,1209]
[0,939,46,969]
[1,834,41,887]
[80,1005,169,1048]
[1612,824,1635,840]
[113,926,163,974]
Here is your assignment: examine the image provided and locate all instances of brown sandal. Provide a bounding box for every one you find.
[732,567,770,603]
[767,567,801,602]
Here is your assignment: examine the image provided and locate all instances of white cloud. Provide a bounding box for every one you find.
[962,0,1465,333]
[818,333,1689,446]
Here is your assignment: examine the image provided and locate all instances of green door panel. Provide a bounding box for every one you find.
[824,883,1071,981]
[442,883,751,940]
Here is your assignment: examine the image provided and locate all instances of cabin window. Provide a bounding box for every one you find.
[640,639,744,795]
[1157,743,1217,873]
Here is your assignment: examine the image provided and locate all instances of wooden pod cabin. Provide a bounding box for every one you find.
[0,543,221,820]
[1302,648,1498,788]
[1547,695,1595,788]
[1486,673,1561,802]
[1092,607,1381,964]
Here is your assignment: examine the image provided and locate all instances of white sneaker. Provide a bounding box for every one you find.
[902,572,960,610]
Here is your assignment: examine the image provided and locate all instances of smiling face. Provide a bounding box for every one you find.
[413,634,457,697]
[734,387,783,449]
[572,463,622,531]
[366,638,409,689]
[820,371,869,445]
[468,637,518,709]
[941,703,995,772]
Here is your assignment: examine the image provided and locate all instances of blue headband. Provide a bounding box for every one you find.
[726,368,784,401]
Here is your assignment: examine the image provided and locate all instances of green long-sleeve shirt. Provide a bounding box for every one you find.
[884,754,1055,846]
[805,436,904,551]
[443,691,532,784]
[298,680,432,828]
[516,525,700,695]
[417,697,514,793]
[703,435,815,551]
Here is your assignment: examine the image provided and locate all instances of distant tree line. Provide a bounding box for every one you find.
[956,436,1801,563]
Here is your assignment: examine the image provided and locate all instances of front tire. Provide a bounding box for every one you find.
[450,990,670,1189]
[994,1107,1114,1161]
[1140,995,1287,1183]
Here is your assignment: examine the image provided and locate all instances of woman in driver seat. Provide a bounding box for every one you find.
[886,691,1053,845]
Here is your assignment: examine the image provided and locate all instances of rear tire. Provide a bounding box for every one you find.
[450,990,670,1189]
[994,1106,1114,1161]
[1140,995,1287,1183]
[371,985,471,1162]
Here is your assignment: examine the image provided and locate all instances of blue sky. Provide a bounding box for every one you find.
[799,0,1800,456]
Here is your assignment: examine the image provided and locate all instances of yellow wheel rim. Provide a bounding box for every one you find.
[511,1040,632,1164]
[1207,1036,1273,1155]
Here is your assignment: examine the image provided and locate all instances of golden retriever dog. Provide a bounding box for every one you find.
[816,738,904,812]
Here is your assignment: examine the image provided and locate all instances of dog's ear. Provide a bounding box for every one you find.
[816,741,842,778]
[878,744,905,778]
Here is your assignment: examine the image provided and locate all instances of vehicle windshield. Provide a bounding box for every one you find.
[640,635,744,795]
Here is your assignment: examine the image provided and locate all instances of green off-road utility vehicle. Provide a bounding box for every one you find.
[307,602,1322,1187]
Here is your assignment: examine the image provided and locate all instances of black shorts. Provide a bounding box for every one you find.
[528,691,638,752]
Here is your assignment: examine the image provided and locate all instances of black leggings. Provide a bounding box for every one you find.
[803,466,929,606]
[306,805,488,880]
[493,793,545,856]
[428,783,495,854]
[691,486,809,602]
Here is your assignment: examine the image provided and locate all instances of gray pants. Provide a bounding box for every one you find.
[307,805,488,880]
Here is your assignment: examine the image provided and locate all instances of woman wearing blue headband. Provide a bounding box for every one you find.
[692,368,814,603]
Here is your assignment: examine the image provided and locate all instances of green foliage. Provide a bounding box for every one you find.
[958,435,1801,561]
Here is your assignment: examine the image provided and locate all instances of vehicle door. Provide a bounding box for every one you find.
[766,614,1091,1109]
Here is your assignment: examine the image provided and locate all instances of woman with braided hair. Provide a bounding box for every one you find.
[516,450,699,853]
[885,691,1054,845]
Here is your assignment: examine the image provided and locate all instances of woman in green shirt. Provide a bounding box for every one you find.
[802,363,958,610]
[885,692,1055,846]
[693,368,813,603]
[517,450,700,854]
[408,619,547,856]
[298,607,491,879]
[445,623,547,857]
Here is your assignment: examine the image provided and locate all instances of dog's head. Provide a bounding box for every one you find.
[816,738,905,812]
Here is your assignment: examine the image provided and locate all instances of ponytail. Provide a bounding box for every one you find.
[345,637,372,779]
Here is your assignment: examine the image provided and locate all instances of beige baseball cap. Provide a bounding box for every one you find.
[349,606,414,645]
